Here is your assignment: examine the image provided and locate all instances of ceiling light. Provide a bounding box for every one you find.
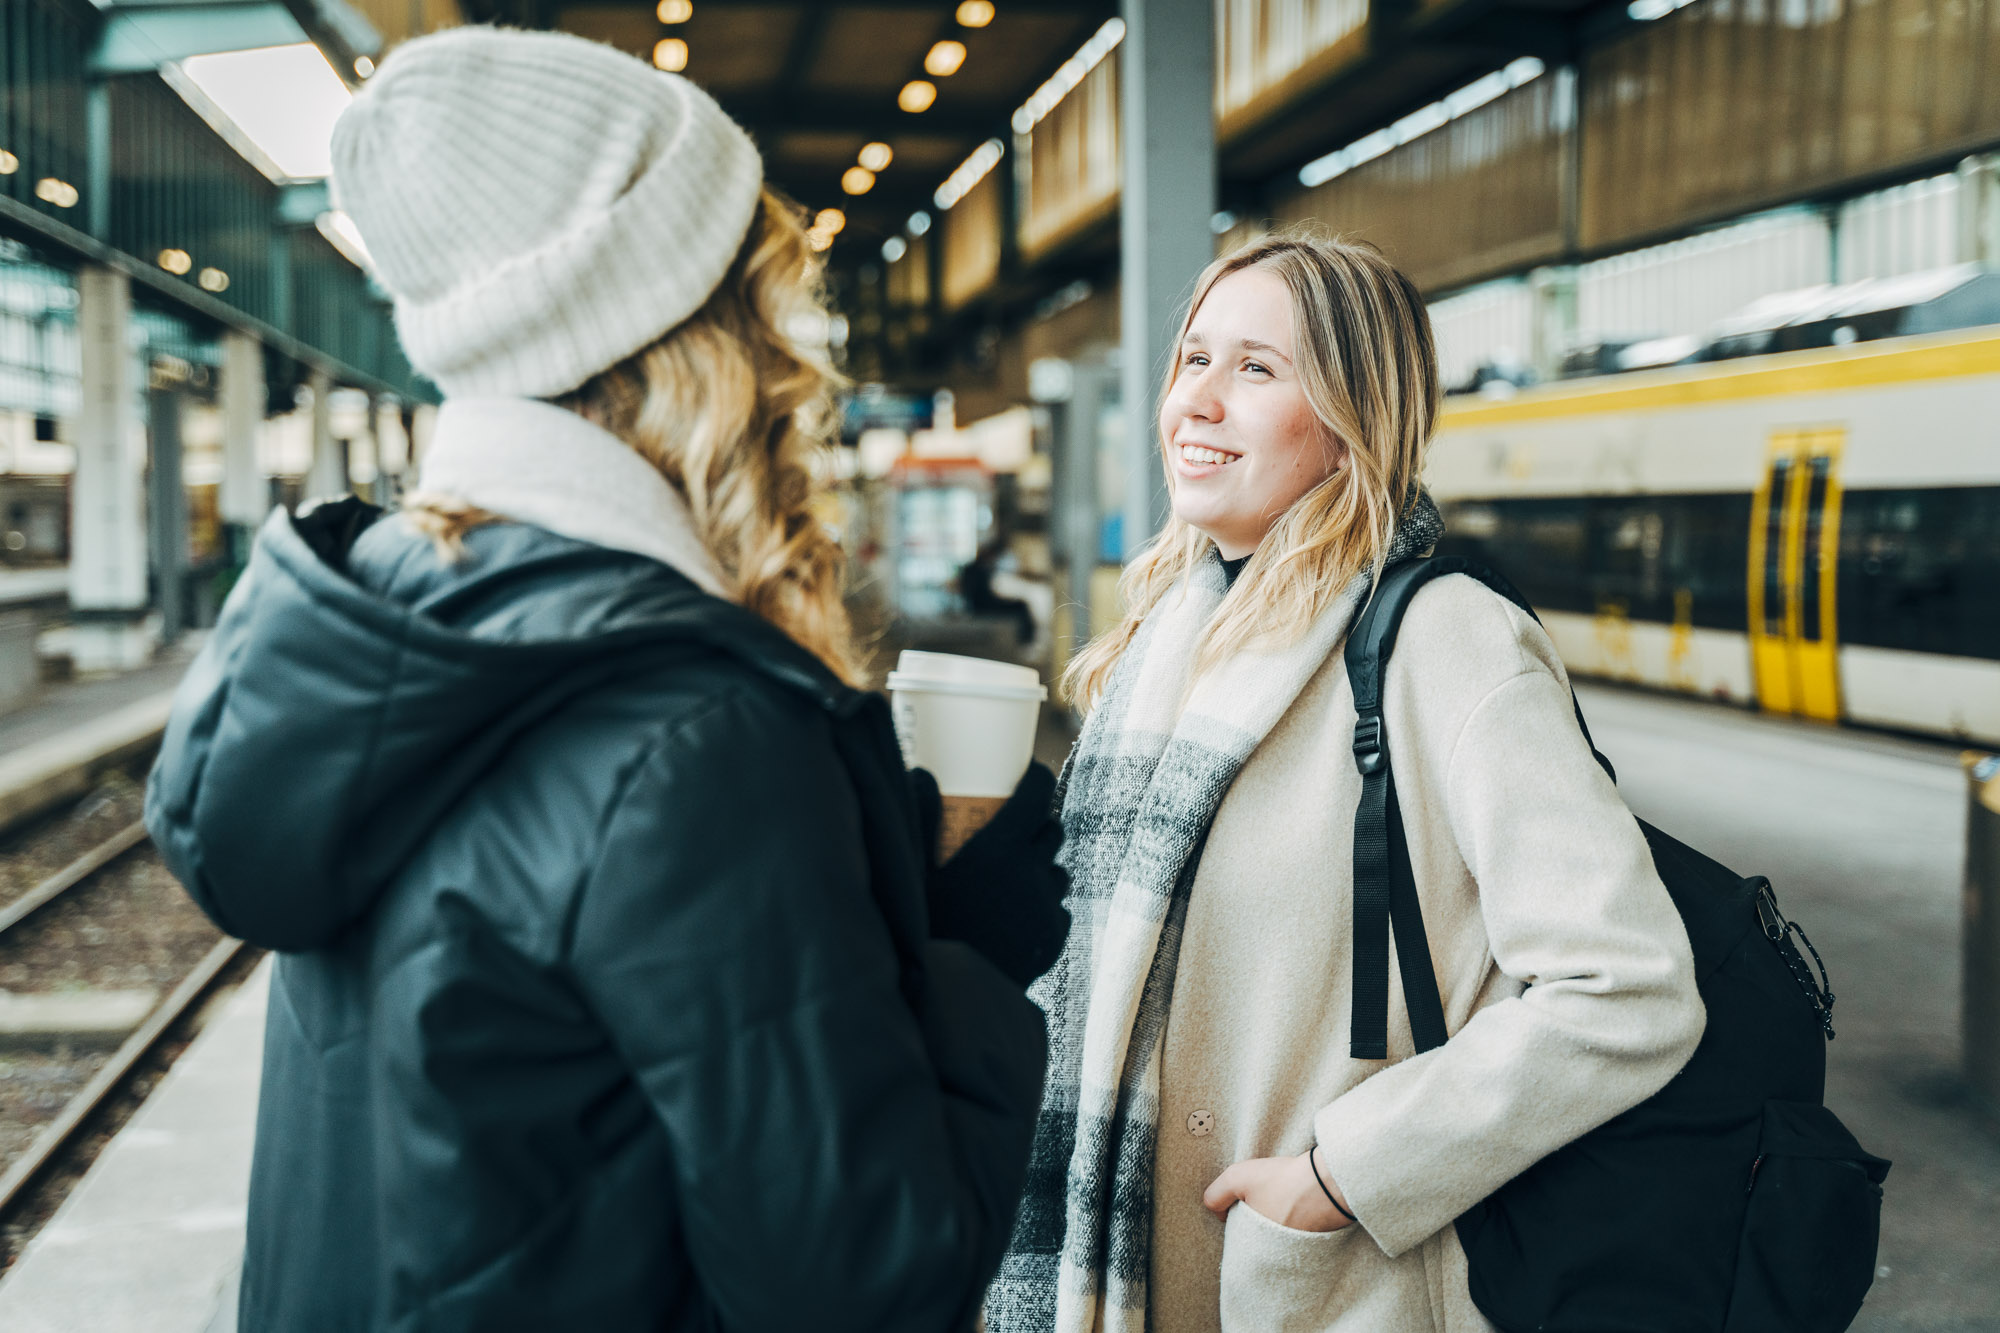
[177,43,352,181]
[1296,57,1548,188]
[35,178,77,208]
[934,138,1003,210]
[1011,18,1123,134]
[653,38,688,71]
[815,208,846,235]
[657,0,693,20]
[807,228,834,253]
[841,166,876,195]
[908,210,932,236]
[354,56,375,79]
[158,248,193,275]
[956,1,995,27]
[898,80,937,113]
[858,141,893,172]
[198,267,230,293]
[0,150,17,175]
[925,40,967,77]
[882,236,908,262]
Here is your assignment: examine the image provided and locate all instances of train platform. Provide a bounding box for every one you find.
[0,642,200,835]
[0,958,268,1333]
[0,685,1989,1332]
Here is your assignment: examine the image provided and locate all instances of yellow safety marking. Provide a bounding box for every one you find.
[1440,327,2000,427]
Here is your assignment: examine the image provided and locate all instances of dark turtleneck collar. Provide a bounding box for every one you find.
[1219,553,1251,589]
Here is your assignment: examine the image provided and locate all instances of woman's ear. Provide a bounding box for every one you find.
[1327,433,1350,474]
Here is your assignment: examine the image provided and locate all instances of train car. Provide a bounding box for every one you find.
[1426,325,2000,746]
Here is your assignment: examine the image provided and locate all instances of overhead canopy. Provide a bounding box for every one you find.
[456,0,1114,248]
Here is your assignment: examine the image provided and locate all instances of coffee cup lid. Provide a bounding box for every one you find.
[891,651,1043,691]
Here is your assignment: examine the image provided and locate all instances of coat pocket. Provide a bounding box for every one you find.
[1722,1100,1891,1333]
[1219,1201,1446,1333]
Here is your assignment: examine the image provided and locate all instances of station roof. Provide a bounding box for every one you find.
[452,0,1630,269]
[456,0,1115,244]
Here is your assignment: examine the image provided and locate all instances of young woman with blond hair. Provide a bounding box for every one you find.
[984,234,1705,1333]
[145,28,1068,1333]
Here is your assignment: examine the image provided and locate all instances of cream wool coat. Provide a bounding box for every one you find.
[1146,574,1706,1333]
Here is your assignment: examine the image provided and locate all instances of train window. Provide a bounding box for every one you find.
[1800,458,1831,643]
[1838,486,2000,662]
[1438,493,1750,631]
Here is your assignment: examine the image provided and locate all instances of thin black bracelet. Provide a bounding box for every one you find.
[1308,1145,1357,1224]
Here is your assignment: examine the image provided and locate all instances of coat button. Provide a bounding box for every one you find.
[1187,1109,1215,1137]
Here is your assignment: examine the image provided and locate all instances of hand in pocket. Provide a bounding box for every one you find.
[1204,1149,1356,1234]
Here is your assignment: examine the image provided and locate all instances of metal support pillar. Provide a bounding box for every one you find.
[86,83,112,243]
[70,265,155,672]
[304,370,347,500]
[219,331,267,551]
[1118,0,1214,560]
[146,387,188,645]
[1528,265,1579,384]
[1957,154,2000,271]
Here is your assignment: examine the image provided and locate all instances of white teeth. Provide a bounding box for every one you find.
[1180,445,1238,466]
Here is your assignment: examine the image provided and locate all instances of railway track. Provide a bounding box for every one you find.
[0,818,247,1225]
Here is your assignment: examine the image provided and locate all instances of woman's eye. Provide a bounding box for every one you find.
[1244,361,1270,376]
[1183,353,1207,368]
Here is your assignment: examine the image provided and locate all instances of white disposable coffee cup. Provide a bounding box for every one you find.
[886,651,1048,795]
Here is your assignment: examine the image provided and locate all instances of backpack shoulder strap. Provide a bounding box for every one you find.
[1342,555,1614,1060]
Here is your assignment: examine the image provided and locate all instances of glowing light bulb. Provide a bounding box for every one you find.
[653,38,688,71]
[924,40,966,77]
[841,166,876,195]
[858,142,893,172]
[898,80,937,113]
[956,1,995,27]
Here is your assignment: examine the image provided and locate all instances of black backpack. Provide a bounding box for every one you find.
[1343,554,1891,1333]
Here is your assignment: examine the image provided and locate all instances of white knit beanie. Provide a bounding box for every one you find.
[331,27,763,399]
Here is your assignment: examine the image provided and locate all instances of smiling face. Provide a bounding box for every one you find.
[1161,266,1344,560]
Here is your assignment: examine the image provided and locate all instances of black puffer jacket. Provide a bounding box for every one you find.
[145,502,1049,1332]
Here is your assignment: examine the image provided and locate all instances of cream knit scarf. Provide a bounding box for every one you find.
[985,493,1443,1333]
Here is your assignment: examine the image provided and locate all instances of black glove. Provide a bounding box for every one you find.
[909,762,1071,988]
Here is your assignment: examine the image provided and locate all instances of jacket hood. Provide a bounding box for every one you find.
[146,500,854,951]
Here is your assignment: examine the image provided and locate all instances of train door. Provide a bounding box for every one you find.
[1747,428,1845,721]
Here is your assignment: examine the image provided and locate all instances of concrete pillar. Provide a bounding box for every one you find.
[69,265,155,673]
[1528,265,1580,384]
[1119,0,1214,559]
[1957,154,2000,270]
[304,370,347,499]
[219,331,267,544]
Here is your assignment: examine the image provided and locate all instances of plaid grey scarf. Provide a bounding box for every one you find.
[984,494,1443,1333]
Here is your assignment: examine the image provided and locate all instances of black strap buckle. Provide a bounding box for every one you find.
[1352,714,1386,775]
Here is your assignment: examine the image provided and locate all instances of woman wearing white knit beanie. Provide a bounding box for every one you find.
[145,26,1069,1332]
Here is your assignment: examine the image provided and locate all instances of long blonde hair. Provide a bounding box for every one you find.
[1061,231,1439,711]
[407,188,863,685]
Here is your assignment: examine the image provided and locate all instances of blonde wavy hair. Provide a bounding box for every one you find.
[405,188,863,685]
[1062,231,1439,711]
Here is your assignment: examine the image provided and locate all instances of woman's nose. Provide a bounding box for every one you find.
[1175,366,1223,421]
